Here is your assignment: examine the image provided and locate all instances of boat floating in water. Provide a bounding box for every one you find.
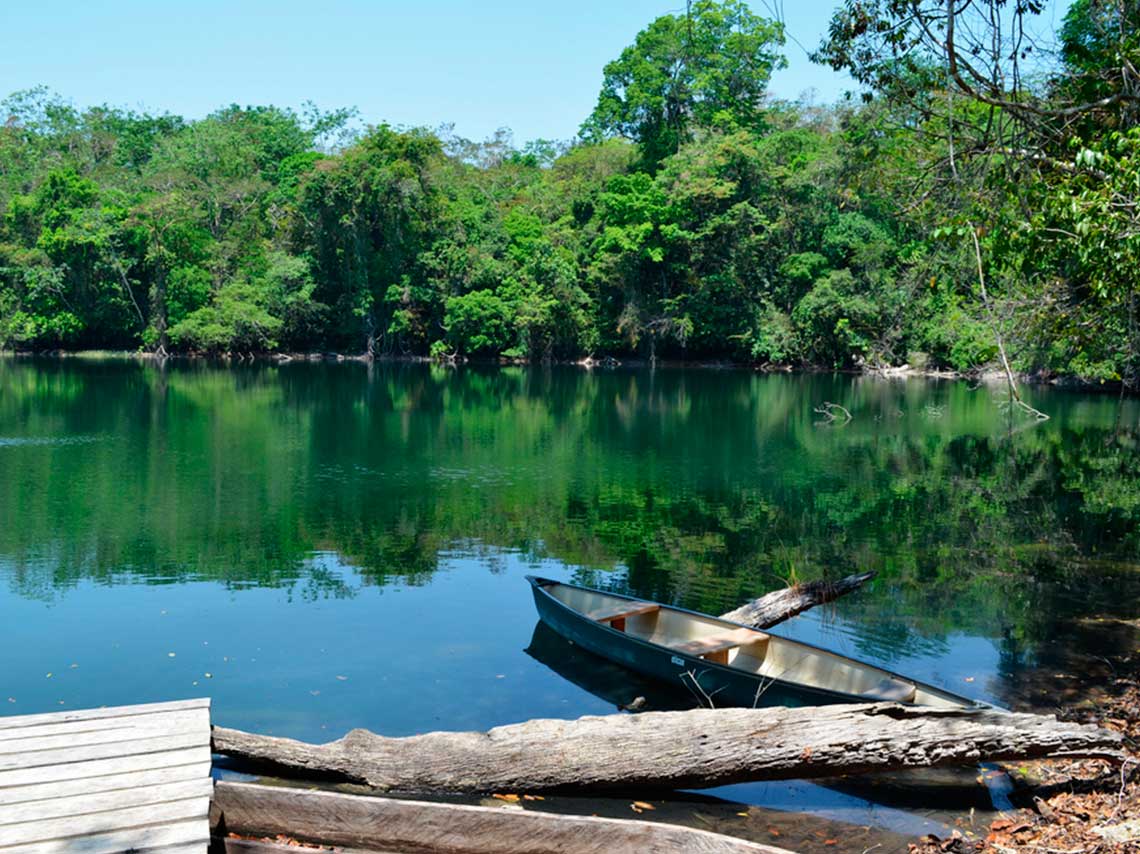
[528,576,985,710]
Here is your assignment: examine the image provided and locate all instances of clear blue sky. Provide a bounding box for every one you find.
[1,0,1075,144]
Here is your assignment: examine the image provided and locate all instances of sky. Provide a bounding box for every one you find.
[1,0,1076,145]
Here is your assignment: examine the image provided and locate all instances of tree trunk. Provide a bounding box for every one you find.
[211,703,1121,795]
[150,267,169,357]
[718,571,875,629]
[210,781,794,854]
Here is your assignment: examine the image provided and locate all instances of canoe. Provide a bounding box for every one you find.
[528,576,984,709]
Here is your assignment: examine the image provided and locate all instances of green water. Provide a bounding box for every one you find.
[1,358,1138,846]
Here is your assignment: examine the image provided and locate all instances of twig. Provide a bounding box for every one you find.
[679,670,725,709]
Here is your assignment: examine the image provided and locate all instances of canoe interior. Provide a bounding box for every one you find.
[543,581,969,709]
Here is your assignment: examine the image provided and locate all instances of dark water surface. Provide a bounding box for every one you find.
[2,358,1139,848]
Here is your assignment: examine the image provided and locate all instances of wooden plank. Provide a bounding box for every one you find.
[0,731,207,772]
[674,628,768,658]
[0,710,208,754]
[0,699,211,854]
[0,795,210,847]
[0,777,213,826]
[0,745,210,789]
[0,761,211,806]
[0,708,208,743]
[0,818,208,854]
[212,781,792,854]
[0,699,209,732]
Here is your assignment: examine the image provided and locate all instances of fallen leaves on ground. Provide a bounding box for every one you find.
[910,653,1140,854]
[227,832,337,850]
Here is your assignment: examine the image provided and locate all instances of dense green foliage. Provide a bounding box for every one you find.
[1,1,1138,385]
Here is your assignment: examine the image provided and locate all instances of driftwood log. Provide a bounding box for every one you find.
[211,703,1122,794]
[211,781,795,854]
[718,571,875,629]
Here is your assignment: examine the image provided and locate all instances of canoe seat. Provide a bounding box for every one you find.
[865,678,917,703]
[587,602,661,632]
[674,628,769,665]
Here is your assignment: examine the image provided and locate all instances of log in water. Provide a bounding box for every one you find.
[212,702,1122,794]
[718,571,875,629]
[211,781,796,854]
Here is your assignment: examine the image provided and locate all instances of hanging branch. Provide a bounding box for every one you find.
[968,224,1048,421]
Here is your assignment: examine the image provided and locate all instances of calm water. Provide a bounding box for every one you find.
[2,358,1139,847]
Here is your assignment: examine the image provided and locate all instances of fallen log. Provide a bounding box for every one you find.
[211,703,1122,795]
[718,571,875,629]
[211,781,796,854]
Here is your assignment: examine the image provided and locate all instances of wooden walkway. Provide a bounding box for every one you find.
[0,698,213,854]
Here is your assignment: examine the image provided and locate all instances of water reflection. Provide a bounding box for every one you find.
[1,360,1139,700]
[4,359,1138,842]
[525,619,696,712]
[2,359,1139,674]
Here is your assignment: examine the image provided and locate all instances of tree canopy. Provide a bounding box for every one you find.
[1,1,1139,388]
[581,0,785,168]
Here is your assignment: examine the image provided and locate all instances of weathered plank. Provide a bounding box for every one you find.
[211,781,794,854]
[0,778,214,826]
[0,745,210,788]
[0,707,207,742]
[0,818,209,854]
[718,571,876,629]
[0,699,212,854]
[0,709,208,753]
[212,703,1123,794]
[0,730,207,771]
[0,698,209,730]
[0,761,211,805]
[0,795,211,846]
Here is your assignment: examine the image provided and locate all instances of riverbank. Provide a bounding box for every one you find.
[1,348,1128,395]
[913,650,1140,853]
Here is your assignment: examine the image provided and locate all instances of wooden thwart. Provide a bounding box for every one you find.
[588,601,661,631]
[0,698,212,854]
[675,628,769,664]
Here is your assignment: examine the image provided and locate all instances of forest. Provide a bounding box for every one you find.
[1,0,1137,387]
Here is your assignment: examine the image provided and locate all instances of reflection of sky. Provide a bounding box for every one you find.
[1,545,1002,839]
[0,546,1009,728]
[0,551,613,739]
[706,780,955,839]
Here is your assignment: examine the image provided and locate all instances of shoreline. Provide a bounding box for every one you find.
[913,648,1139,853]
[0,348,1128,394]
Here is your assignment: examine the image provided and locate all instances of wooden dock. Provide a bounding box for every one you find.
[0,698,213,854]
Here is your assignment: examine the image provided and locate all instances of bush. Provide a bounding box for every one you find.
[442,290,515,356]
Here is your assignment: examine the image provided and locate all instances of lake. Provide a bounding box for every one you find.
[2,358,1138,849]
